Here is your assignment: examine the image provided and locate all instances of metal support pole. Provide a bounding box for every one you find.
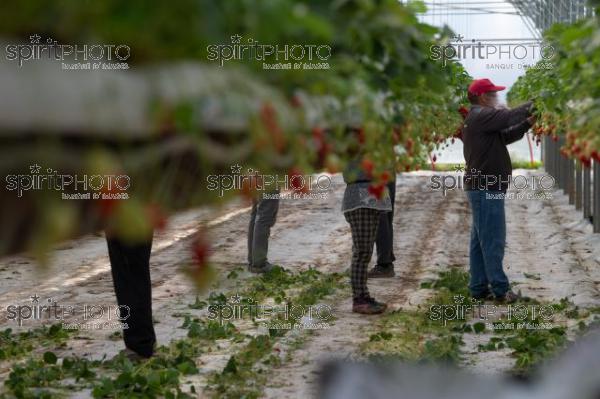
[594,161,600,233]
[584,165,592,221]
[568,158,575,205]
[541,135,546,172]
[551,138,557,183]
[563,154,569,194]
[557,138,564,190]
[561,142,569,193]
[575,160,582,210]
[543,135,550,174]
[550,137,556,176]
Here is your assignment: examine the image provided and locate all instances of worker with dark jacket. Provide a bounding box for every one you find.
[462,78,536,303]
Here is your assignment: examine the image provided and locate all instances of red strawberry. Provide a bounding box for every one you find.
[453,127,463,141]
[380,171,391,184]
[98,185,121,220]
[145,203,168,232]
[192,233,212,267]
[560,148,568,158]
[312,127,329,167]
[288,167,308,193]
[290,94,302,108]
[361,158,374,178]
[357,127,366,145]
[580,155,591,168]
[368,183,385,199]
[186,232,216,291]
[405,137,414,154]
[312,126,324,139]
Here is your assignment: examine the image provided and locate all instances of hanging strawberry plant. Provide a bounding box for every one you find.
[508,11,600,166]
[0,0,470,257]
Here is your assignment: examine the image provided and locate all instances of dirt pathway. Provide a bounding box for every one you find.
[0,170,598,396]
[263,172,471,398]
[459,169,600,374]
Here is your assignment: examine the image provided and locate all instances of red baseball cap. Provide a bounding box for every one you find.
[468,79,506,96]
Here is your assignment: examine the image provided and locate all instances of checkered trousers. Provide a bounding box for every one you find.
[344,207,382,298]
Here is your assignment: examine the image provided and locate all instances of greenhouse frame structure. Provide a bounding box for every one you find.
[509,0,594,37]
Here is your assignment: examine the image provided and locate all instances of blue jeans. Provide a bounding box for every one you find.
[466,190,509,297]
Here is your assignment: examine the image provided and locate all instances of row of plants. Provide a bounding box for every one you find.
[507,3,600,167]
[0,0,471,260]
[361,267,600,375]
[0,266,346,398]
[4,267,596,397]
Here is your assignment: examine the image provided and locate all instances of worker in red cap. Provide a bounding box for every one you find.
[462,78,536,303]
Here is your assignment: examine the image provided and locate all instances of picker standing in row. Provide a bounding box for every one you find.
[341,130,394,314]
[462,78,536,303]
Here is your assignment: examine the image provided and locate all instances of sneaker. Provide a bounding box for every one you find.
[352,295,387,314]
[248,261,275,274]
[495,290,521,304]
[368,264,396,278]
[471,291,494,301]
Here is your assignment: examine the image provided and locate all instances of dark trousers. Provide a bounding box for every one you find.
[345,208,382,298]
[247,196,279,268]
[106,236,156,357]
[376,180,396,266]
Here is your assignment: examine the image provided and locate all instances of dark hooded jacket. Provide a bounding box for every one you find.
[462,102,533,192]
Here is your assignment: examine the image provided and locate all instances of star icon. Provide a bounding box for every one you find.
[453,294,465,304]
[453,34,464,42]
[231,164,242,174]
[231,34,242,44]
[30,294,40,303]
[453,164,465,172]
[230,293,241,304]
[30,164,41,174]
[29,34,41,44]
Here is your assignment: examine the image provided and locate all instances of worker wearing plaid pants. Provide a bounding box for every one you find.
[344,208,383,297]
[341,157,392,306]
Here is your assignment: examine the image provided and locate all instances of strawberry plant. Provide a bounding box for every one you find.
[508,8,600,165]
[0,324,72,361]
[0,0,471,257]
